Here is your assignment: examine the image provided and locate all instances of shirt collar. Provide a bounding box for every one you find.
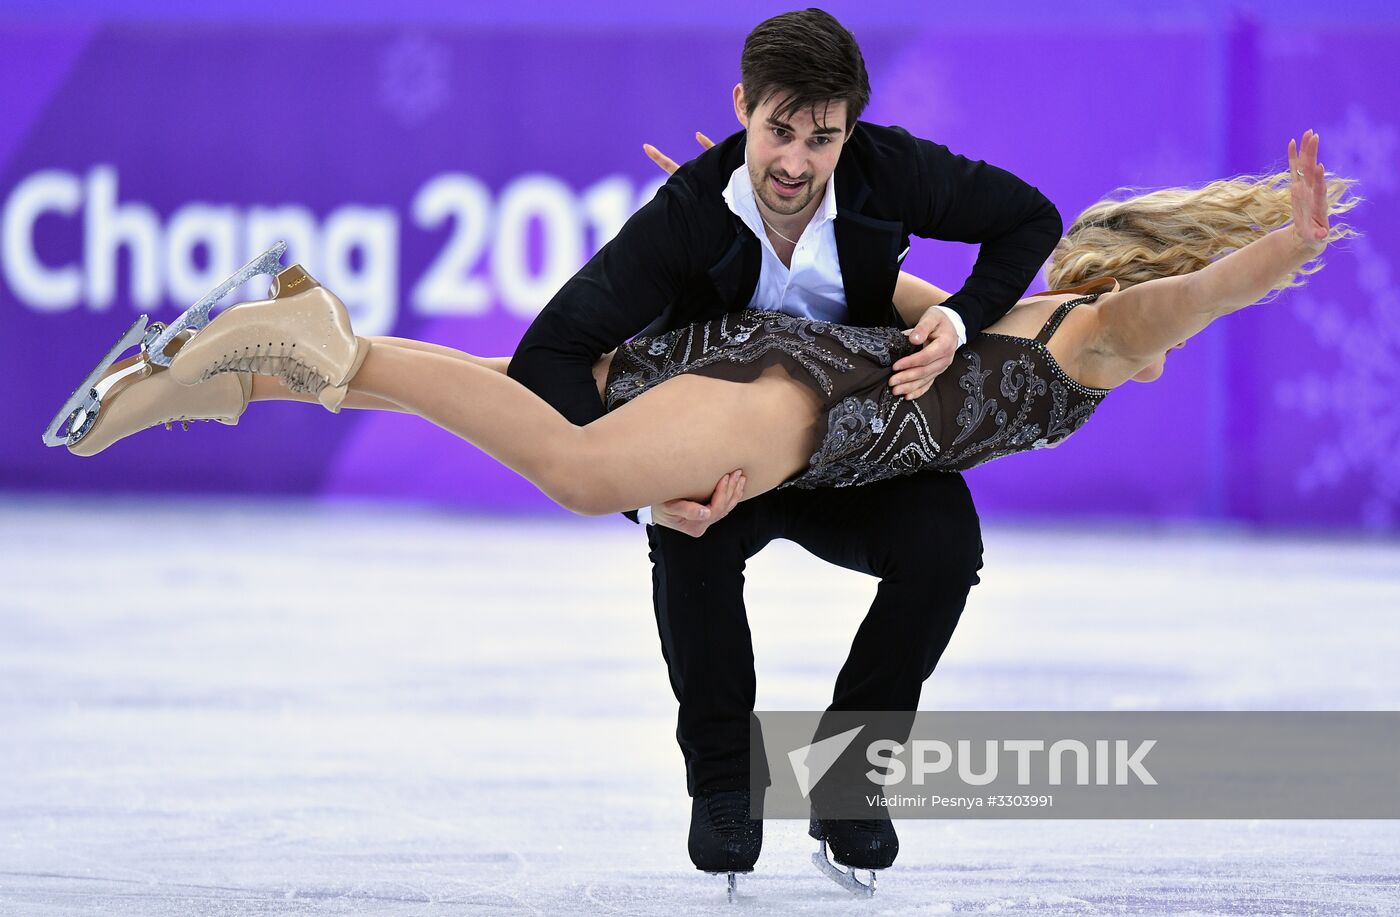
[723,157,838,228]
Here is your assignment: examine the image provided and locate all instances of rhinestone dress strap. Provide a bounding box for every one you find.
[1033,292,1102,345]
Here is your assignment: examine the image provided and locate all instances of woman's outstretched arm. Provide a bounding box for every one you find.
[1073,131,1335,386]
[893,272,954,326]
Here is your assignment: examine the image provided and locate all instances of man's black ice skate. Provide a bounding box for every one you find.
[690,788,761,903]
[808,811,897,897]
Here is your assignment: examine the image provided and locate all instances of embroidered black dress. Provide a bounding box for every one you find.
[602,294,1111,489]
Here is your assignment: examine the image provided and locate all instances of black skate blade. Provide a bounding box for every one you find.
[42,315,150,447]
[811,840,877,897]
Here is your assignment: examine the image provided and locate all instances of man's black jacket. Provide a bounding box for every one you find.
[508,122,1062,432]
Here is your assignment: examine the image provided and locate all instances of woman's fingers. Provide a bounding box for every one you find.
[1313,142,1330,238]
[643,143,681,175]
[1305,134,1326,237]
[1289,130,1318,179]
[644,134,715,177]
[1287,131,1330,245]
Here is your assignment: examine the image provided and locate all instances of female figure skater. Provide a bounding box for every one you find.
[64,131,1355,521]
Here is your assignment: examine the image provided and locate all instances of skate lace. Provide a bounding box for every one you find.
[703,792,754,832]
[202,344,329,396]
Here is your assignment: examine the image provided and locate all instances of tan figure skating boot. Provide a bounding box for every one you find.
[67,332,252,457]
[168,264,370,413]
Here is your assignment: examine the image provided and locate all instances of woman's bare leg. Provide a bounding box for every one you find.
[250,337,512,412]
[369,336,511,374]
[251,335,617,427]
[242,334,810,512]
[368,335,614,399]
[346,345,822,514]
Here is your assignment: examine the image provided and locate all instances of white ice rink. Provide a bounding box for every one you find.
[2,497,1398,915]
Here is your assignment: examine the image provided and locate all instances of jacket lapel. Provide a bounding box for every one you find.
[706,140,762,312]
[707,214,755,310]
[833,162,905,327]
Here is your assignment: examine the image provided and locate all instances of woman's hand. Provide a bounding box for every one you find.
[1288,130,1329,257]
[643,132,716,176]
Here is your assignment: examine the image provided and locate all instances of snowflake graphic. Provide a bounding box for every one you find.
[1261,30,1324,58]
[865,43,961,141]
[1275,236,1400,529]
[1322,104,1398,195]
[378,32,451,127]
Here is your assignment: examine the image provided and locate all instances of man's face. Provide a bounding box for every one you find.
[735,86,850,217]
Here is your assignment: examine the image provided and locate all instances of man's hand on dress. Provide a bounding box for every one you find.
[890,306,958,399]
[651,470,746,537]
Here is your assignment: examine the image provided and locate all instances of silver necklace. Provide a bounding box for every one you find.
[760,215,800,246]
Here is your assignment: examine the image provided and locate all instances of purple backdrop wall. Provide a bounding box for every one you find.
[2,3,1397,531]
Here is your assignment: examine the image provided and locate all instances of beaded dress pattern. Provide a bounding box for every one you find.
[603,295,1110,489]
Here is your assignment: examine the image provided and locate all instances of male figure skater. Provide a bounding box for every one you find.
[507,8,1061,879]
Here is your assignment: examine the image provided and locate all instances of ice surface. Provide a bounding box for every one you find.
[2,497,1398,915]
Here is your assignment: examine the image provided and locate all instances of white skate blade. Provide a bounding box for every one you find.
[703,870,744,904]
[143,241,289,367]
[811,840,877,897]
[42,315,150,447]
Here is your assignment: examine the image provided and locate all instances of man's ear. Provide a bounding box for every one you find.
[733,83,748,129]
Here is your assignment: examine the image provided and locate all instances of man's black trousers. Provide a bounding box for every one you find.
[645,470,984,796]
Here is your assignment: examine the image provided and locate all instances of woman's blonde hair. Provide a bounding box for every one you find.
[1046,171,1362,295]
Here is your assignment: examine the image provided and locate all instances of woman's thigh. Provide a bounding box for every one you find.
[581,363,825,509]
[368,336,511,374]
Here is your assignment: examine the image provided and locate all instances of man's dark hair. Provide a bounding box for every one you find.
[740,8,870,132]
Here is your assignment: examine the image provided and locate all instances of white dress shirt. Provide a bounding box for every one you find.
[724,160,847,322]
[636,161,966,526]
